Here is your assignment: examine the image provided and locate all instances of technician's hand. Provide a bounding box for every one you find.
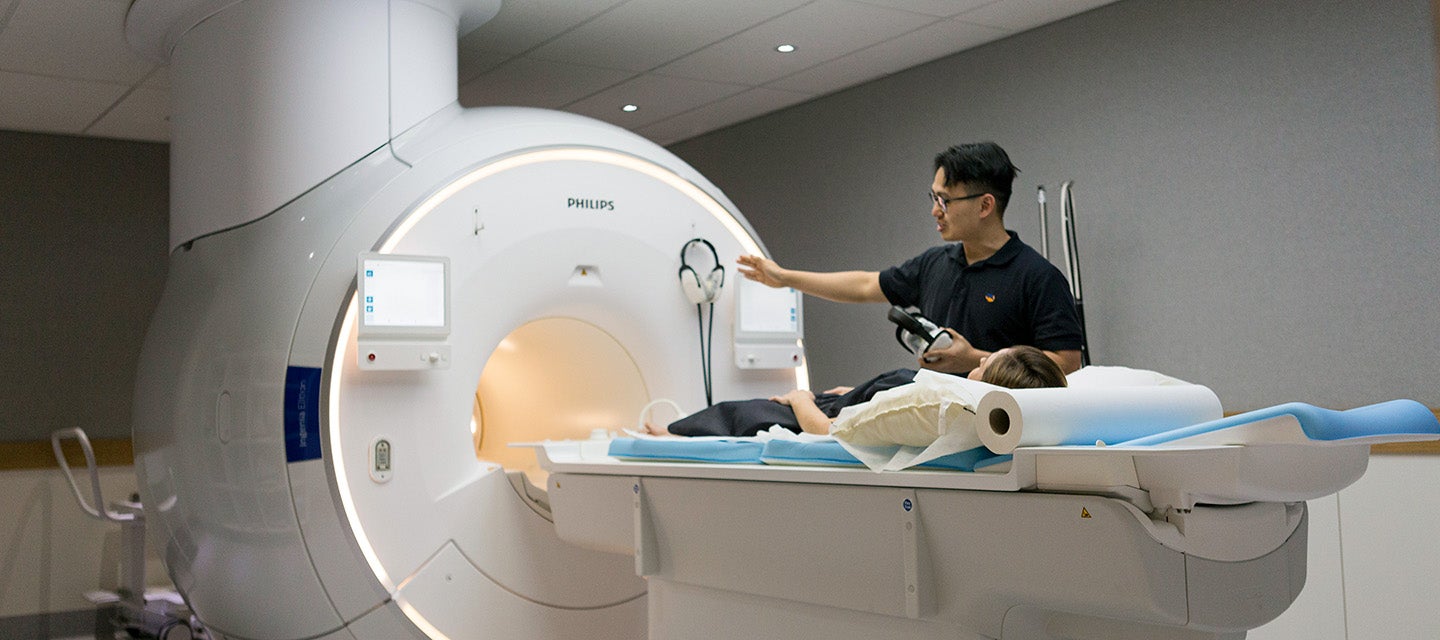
[918,328,982,374]
[736,255,786,288]
[822,385,854,395]
[769,389,815,406]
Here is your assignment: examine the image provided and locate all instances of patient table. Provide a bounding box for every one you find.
[536,400,1439,640]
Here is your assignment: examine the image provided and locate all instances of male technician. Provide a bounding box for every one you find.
[738,142,1083,377]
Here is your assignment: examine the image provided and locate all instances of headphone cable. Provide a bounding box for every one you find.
[705,301,715,406]
[696,302,715,406]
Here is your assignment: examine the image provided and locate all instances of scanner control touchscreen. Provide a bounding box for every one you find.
[361,258,446,329]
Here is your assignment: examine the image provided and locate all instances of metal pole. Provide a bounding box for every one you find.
[1059,181,1091,366]
[1036,186,1049,259]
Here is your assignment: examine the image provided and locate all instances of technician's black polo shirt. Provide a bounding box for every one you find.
[879,231,1083,355]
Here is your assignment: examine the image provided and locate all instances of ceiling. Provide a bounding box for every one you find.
[0,0,1116,147]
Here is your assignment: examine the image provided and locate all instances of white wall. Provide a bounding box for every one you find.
[0,466,172,619]
[1251,455,1440,639]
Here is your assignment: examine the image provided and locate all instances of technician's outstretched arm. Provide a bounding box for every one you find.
[736,255,887,304]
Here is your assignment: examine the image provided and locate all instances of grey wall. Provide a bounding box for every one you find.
[0,131,169,441]
[671,0,1440,411]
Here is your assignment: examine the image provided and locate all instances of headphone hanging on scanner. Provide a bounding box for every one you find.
[678,238,724,406]
[678,238,725,303]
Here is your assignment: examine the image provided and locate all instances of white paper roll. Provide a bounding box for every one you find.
[976,385,1223,454]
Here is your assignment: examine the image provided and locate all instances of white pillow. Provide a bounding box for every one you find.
[830,371,996,447]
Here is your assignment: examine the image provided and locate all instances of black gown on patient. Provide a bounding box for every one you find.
[665,368,918,437]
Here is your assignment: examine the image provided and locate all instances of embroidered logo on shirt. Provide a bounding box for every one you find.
[985,293,996,303]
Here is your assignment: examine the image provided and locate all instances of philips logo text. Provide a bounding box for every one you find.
[568,198,615,211]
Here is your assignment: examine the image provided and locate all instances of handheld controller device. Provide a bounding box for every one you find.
[888,306,953,361]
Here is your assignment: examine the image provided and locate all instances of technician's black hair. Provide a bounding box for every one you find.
[933,142,1019,217]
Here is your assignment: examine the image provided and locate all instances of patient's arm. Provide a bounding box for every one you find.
[770,389,833,435]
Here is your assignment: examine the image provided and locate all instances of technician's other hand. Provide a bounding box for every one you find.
[770,389,815,406]
[822,385,854,395]
[736,255,785,288]
[918,328,980,374]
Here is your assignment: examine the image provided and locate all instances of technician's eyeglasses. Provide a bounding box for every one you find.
[929,191,986,213]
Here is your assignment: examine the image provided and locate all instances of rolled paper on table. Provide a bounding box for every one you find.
[975,385,1224,454]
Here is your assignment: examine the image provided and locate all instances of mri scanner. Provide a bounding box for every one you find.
[123,2,1439,639]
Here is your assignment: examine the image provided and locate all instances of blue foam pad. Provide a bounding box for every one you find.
[607,437,764,464]
[760,440,865,466]
[972,453,1013,470]
[760,441,1007,472]
[920,447,1009,471]
[609,438,1014,472]
[1119,399,1440,447]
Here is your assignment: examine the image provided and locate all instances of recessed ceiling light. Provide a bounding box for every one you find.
[776,44,796,53]
[621,104,639,112]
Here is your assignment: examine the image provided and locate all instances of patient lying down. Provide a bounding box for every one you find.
[645,346,1067,438]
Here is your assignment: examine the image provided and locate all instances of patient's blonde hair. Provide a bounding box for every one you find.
[981,346,1067,389]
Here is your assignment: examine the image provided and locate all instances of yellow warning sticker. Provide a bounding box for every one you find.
[1080,508,1092,519]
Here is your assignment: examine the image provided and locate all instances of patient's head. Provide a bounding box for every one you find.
[970,346,1067,389]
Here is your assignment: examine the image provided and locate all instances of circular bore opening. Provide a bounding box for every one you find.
[472,317,649,486]
[988,407,1012,436]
